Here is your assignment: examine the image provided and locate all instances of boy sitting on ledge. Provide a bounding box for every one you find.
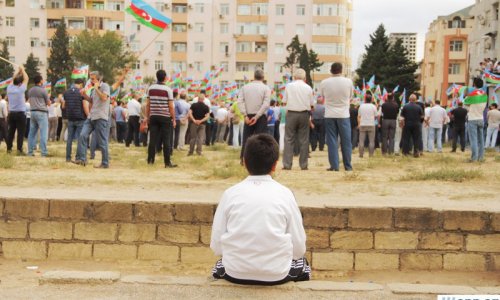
[210,133,310,285]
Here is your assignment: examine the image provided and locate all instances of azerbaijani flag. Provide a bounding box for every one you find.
[464,89,488,105]
[125,0,172,33]
[483,70,500,84]
[55,78,66,88]
[71,65,89,79]
[43,82,52,93]
[0,77,13,89]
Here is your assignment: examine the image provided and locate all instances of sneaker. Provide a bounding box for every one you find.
[72,160,87,166]
[165,162,178,168]
[326,168,339,172]
[94,164,109,169]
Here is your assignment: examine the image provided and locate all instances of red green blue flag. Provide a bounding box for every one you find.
[0,77,13,89]
[71,65,89,79]
[126,0,172,33]
[464,89,488,105]
[55,78,66,88]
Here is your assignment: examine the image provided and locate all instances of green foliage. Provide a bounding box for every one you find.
[47,19,73,87]
[400,168,483,182]
[71,30,136,83]
[356,24,419,95]
[143,75,156,86]
[284,35,302,74]
[285,35,323,88]
[0,40,14,80]
[0,152,14,169]
[24,53,40,86]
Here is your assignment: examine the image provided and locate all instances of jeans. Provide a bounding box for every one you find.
[283,111,310,169]
[358,126,376,158]
[76,119,109,166]
[428,127,443,152]
[310,119,325,151]
[148,115,173,165]
[240,115,268,159]
[467,120,485,161]
[381,119,397,154]
[325,118,352,171]
[66,120,84,161]
[6,111,26,152]
[267,125,275,137]
[28,111,49,156]
[486,127,499,148]
[126,116,140,147]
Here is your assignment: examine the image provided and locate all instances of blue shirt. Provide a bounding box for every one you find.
[267,108,275,126]
[114,106,125,122]
[174,99,190,121]
[7,84,27,112]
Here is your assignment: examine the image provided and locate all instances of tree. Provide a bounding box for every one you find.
[47,19,73,87]
[0,40,15,80]
[285,36,323,87]
[71,30,135,82]
[24,53,40,86]
[284,35,302,74]
[385,39,420,95]
[305,48,323,87]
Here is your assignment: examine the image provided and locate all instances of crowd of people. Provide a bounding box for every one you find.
[0,63,499,169]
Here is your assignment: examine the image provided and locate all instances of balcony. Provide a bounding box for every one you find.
[172,13,188,23]
[236,52,267,62]
[449,51,467,60]
[235,71,254,81]
[171,32,187,42]
[47,8,124,21]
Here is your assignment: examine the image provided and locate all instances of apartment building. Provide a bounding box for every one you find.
[0,0,353,88]
[389,32,417,62]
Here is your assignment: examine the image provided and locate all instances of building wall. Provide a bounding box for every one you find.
[389,33,417,62]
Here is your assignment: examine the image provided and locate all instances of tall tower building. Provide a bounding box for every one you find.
[389,32,417,62]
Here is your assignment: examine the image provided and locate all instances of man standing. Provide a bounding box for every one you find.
[175,90,190,150]
[60,93,68,141]
[215,101,229,143]
[311,96,326,152]
[357,94,378,158]
[380,93,399,155]
[74,71,111,168]
[27,74,50,157]
[400,94,424,157]
[486,103,500,148]
[114,101,127,143]
[349,103,359,149]
[237,69,271,163]
[426,100,447,153]
[64,79,88,162]
[126,91,142,147]
[188,92,210,156]
[6,66,29,154]
[145,70,177,168]
[282,69,314,170]
[0,94,7,147]
[450,101,468,152]
[320,63,353,171]
[464,78,488,162]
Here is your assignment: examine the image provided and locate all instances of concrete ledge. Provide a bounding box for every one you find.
[209,279,297,290]
[474,286,500,294]
[121,275,207,286]
[40,271,121,285]
[296,281,384,291]
[388,283,478,295]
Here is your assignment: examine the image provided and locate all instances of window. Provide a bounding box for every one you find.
[276,4,285,16]
[172,61,187,72]
[6,17,15,27]
[155,41,164,52]
[313,4,347,16]
[297,5,306,16]
[253,3,268,15]
[155,60,164,71]
[313,24,345,36]
[5,37,15,47]
[220,4,230,15]
[30,38,40,47]
[275,63,284,73]
[220,42,229,54]
[6,0,15,7]
[108,1,123,11]
[29,18,39,29]
[238,5,251,15]
[237,42,251,53]
[194,42,204,52]
[68,19,85,30]
[172,4,187,13]
[255,43,267,53]
[30,0,39,8]
[312,43,345,55]
[91,2,105,10]
[236,63,250,72]
[220,23,229,34]
[449,17,466,29]
[66,0,82,8]
[155,2,164,12]
[237,23,267,35]
[220,62,229,72]
[194,23,204,33]
[172,42,187,52]
[449,63,461,75]
[195,3,204,13]
[296,24,305,36]
[172,23,187,32]
[275,24,284,36]
[132,61,140,70]
[275,43,284,55]
[130,42,140,52]
[8,56,15,63]
[194,62,203,72]
[449,40,463,52]
[49,0,63,9]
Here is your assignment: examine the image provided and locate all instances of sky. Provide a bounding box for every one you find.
[352,0,475,69]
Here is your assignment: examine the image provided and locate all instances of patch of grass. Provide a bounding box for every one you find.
[208,161,247,180]
[207,144,228,152]
[430,155,457,165]
[400,168,483,183]
[342,171,362,181]
[495,156,500,162]
[0,153,14,169]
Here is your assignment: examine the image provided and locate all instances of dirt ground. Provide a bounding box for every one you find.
[0,142,498,211]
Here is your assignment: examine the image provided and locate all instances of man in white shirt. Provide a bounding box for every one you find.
[0,94,8,147]
[126,91,142,147]
[319,63,353,171]
[465,78,488,161]
[282,69,314,170]
[426,100,447,153]
[211,134,310,285]
[357,94,378,158]
[215,101,229,143]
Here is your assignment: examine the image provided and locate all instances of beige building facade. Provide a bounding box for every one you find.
[0,0,353,88]
[389,32,417,62]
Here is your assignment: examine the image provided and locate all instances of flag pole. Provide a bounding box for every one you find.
[136,31,163,59]
[0,55,20,67]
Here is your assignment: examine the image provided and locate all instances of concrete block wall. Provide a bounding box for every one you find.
[0,198,498,272]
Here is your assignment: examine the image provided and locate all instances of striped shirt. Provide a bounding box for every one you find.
[147,83,173,117]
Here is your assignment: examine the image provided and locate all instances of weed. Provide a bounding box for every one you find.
[400,168,483,183]
[0,153,14,169]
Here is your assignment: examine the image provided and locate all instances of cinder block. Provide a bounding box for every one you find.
[135,203,173,223]
[181,247,218,264]
[494,255,500,271]
[174,204,215,223]
[49,200,92,220]
[93,244,137,260]
[355,253,399,270]
[374,232,418,250]
[466,234,500,252]
[2,241,46,259]
[0,220,27,238]
[419,232,463,250]
[491,213,500,232]
[395,209,440,230]
[400,253,442,271]
[93,202,133,222]
[301,208,345,229]
[158,224,199,244]
[48,243,92,259]
[30,221,73,240]
[118,224,156,242]
[74,223,117,241]
[312,252,353,271]
[331,231,373,250]
[443,211,486,231]
[200,225,211,245]
[443,253,486,271]
[5,199,49,220]
[306,229,330,249]
[138,244,179,262]
[348,208,392,229]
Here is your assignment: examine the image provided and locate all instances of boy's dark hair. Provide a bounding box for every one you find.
[330,63,343,75]
[244,134,279,175]
[435,99,441,105]
[74,78,84,85]
[33,74,43,85]
[270,99,276,106]
[473,77,484,89]
[156,70,167,83]
[173,90,178,99]
[365,94,372,103]
[13,76,23,86]
[492,103,498,108]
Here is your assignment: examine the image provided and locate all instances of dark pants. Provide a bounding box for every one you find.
[148,115,172,165]
[310,119,325,151]
[56,117,63,141]
[189,123,206,155]
[116,121,127,143]
[351,127,359,148]
[174,119,181,149]
[240,115,268,159]
[126,116,140,147]
[205,122,214,146]
[0,118,7,145]
[402,124,421,156]
[381,119,397,155]
[283,111,310,169]
[274,120,280,143]
[7,111,26,152]
[25,117,30,138]
[452,126,466,152]
[442,124,448,144]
